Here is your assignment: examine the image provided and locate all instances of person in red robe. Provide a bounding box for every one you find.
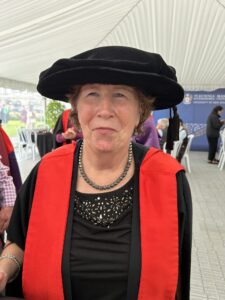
[0,120,22,193]
[53,109,83,149]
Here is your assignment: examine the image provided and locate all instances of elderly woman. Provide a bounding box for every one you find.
[0,46,192,300]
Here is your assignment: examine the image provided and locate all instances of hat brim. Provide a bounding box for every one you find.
[37,66,184,110]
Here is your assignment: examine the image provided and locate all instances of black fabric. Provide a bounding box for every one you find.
[4,272,23,298]
[159,127,168,149]
[70,208,132,300]
[36,132,53,157]
[126,143,148,300]
[206,112,223,161]
[8,151,22,193]
[37,46,184,110]
[0,297,23,299]
[166,107,180,152]
[61,146,78,300]
[7,143,192,300]
[206,112,223,138]
[176,127,189,162]
[207,136,219,161]
[176,136,188,162]
[175,171,192,300]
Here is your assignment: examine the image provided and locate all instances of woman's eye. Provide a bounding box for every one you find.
[114,92,125,97]
[87,92,98,96]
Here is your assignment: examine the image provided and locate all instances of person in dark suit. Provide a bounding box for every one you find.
[206,106,225,164]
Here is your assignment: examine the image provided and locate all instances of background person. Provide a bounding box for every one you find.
[0,157,17,297]
[53,109,82,148]
[206,105,225,164]
[0,46,192,300]
[0,120,22,193]
[132,113,160,148]
[0,157,16,242]
[0,156,16,295]
[156,118,169,149]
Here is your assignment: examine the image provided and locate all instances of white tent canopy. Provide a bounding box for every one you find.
[1,0,225,92]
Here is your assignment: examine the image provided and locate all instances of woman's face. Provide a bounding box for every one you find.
[76,84,140,152]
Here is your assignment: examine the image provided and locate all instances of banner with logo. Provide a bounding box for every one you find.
[153,89,225,151]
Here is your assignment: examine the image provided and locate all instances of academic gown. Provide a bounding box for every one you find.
[6,141,192,300]
[52,112,71,149]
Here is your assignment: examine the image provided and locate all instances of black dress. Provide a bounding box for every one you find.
[6,142,192,300]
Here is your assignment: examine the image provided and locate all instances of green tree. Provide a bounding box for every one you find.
[45,101,65,129]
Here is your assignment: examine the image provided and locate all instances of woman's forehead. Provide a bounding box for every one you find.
[80,83,136,92]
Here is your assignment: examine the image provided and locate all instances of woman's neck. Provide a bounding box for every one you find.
[76,141,135,193]
[82,142,131,171]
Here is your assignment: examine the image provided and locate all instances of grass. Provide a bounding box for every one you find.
[2,120,48,138]
[2,120,25,137]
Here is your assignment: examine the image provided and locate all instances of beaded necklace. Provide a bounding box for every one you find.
[78,142,133,191]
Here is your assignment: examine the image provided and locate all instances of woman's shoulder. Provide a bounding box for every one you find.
[134,144,184,174]
[42,143,77,161]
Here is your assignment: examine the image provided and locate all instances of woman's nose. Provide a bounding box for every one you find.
[97,97,114,117]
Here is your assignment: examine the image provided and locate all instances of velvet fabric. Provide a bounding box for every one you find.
[37,46,184,110]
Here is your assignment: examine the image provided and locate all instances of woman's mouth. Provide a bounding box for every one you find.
[94,127,116,134]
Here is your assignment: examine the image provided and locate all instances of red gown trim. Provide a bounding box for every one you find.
[62,109,71,146]
[23,144,76,300]
[0,127,14,153]
[23,144,183,299]
[62,109,71,133]
[138,148,182,300]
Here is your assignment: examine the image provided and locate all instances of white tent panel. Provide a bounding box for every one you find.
[0,0,225,91]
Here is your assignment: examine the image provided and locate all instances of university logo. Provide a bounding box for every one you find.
[183,93,193,104]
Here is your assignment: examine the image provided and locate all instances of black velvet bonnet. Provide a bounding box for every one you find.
[37,46,184,110]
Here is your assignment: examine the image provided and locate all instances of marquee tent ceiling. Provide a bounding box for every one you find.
[1,0,225,93]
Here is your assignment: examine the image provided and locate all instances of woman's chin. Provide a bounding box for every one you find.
[88,136,116,152]
[94,141,115,152]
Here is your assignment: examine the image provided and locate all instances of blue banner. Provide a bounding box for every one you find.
[153,89,225,151]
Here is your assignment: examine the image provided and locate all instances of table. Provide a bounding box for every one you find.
[37,132,53,157]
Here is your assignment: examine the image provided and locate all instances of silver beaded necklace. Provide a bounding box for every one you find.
[78,142,133,190]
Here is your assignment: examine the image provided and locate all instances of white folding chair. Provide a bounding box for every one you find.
[182,134,194,173]
[171,140,182,158]
[17,128,27,159]
[163,140,182,158]
[218,129,225,171]
[218,129,224,160]
[17,128,38,161]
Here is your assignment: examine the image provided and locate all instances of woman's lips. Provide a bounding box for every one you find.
[94,127,116,134]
